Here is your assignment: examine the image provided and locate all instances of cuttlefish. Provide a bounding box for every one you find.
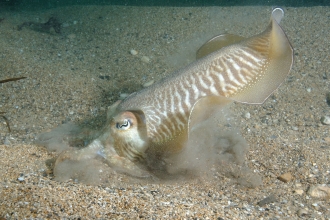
[38,8,293,179]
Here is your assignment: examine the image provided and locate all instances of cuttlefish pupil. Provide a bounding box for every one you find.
[116,119,131,130]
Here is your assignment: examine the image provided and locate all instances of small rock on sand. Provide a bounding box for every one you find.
[130,49,138,55]
[307,185,330,199]
[143,80,154,87]
[141,56,150,63]
[277,172,293,183]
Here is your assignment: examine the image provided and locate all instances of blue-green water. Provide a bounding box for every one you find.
[1,0,329,10]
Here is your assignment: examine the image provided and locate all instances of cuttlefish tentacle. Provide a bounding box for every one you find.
[53,8,293,176]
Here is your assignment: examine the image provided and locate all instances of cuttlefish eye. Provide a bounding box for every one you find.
[116,119,132,130]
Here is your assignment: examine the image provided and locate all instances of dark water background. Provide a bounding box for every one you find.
[1,0,329,10]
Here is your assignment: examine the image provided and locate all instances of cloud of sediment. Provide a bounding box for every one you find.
[164,104,262,188]
[35,102,261,188]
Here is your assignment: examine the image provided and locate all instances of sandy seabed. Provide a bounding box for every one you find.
[0,4,330,219]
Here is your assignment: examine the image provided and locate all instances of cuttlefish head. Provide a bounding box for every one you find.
[109,110,149,163]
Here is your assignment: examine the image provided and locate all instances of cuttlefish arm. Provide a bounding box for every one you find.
[51,8,293,177]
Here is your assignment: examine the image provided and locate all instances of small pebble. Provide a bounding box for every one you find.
[119,93,130,100]
[18,176,25,182]
[257,195,277,206]
[277,172,293,183]
[320,116,330,125]
[297,208,308,217]
[326,92,330,106]
[306,88,312,92]
[244,112,251,119]
[143,80,154,87]
[295,189,304,195]
[141,56,150,63]
[307,184,330,199]
[130,49,138,55]
[291,126,298,131]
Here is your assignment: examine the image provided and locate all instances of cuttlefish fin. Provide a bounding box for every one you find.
[188,96,233,134]
[196,34,246,59]
[230,8,293,104]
